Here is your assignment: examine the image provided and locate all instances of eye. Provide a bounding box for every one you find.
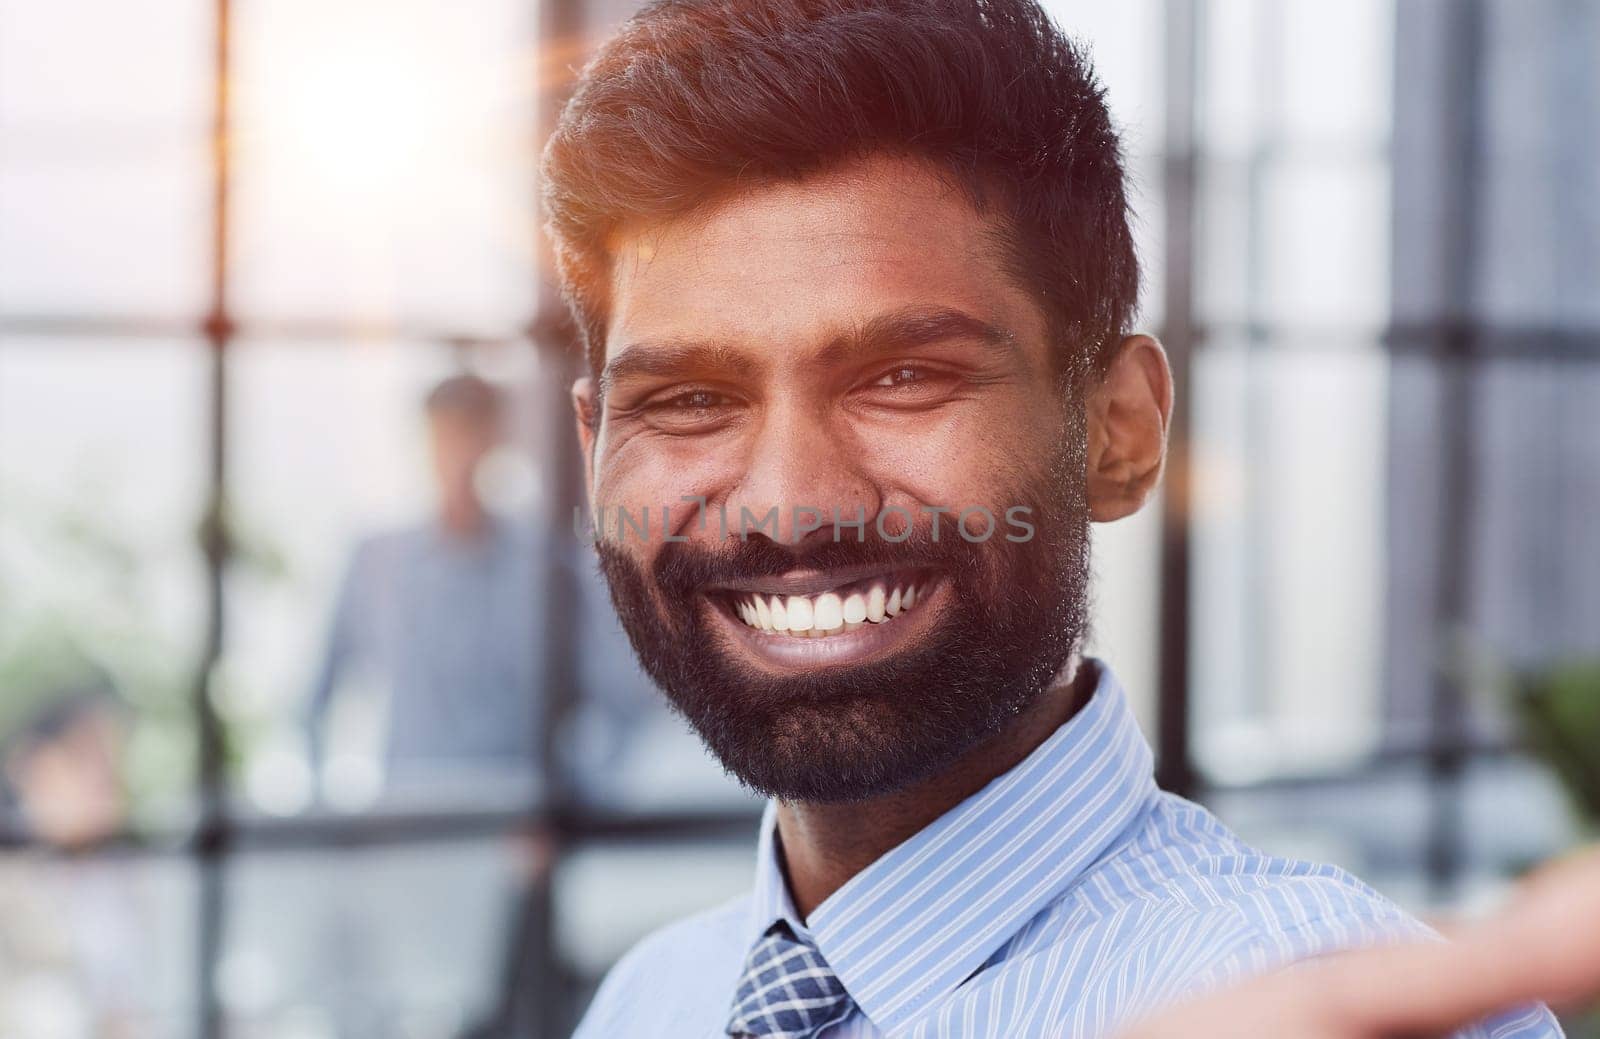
[639,386,741,433]
[871,364,929,388]
[657,388,729,410]
[857,363,963,410]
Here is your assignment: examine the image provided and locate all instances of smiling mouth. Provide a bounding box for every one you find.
[708,567,936,639]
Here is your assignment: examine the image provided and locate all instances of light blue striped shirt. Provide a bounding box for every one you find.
[574,662,1561,1038]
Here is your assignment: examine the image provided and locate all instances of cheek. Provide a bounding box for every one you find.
[858,404,1054,512]
[593,433,741,529]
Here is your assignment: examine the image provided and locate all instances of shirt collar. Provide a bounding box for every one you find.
[744,659,1157,1033]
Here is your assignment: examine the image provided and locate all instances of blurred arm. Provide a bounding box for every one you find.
[304,542,368,777]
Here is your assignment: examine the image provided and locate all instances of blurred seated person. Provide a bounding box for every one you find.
[1,680,148,1038]
[2,683,127,849]
[305,372,648,808]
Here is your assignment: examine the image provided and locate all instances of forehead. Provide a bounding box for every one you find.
[604,155,1046,366]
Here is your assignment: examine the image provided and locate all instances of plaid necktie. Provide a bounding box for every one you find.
[726,921,855,1038]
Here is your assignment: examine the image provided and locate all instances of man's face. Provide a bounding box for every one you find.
[428,409,500,500]
[579,156,1093,802]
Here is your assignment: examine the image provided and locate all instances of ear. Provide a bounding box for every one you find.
[1085,335,1173,522]
[571,376,599,505]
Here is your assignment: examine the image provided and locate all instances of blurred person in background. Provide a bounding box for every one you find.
[0,681,145,1039]
[3,686,127,849]
[306,372,542,799]
[296,372,657,1038]
[305,372,648,806]
[542,0,1566,1036]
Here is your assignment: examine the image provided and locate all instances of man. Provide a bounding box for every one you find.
[306,373,546,798]
[306,372,643,803]
[542,1,1565,1036]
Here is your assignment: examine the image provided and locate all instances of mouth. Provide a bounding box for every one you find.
[700,566,947,670]
[711,566,936,636]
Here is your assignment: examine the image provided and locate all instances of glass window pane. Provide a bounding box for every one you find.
[221,839,525,1036]
[1471,359,1600,667]
[230,0,536,332]
[1190,341,1389,782]
[1198,157,1393,329]
[1195,156,1253,325]
[0,0,210,318]
[1385,355,1600,745]
[1201,0,1393,157]
[1475,0,1600,330]
[1206,754,1577,914]
[1260,157,1392,327]
[1278,0,1393,150]
[1199,0,1267,160]
[0,338,204,831]
[556,840,754,996]
[1197,1,1394,329]
[0,853,196,1039]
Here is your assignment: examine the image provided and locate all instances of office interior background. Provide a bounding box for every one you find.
[2,0,1598,1036]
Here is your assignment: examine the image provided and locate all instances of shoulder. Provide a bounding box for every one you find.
[573,894,751,1039]
[1032,794,1562,1036]
[1006,795,1418,1009]
[1103,793,1428,967]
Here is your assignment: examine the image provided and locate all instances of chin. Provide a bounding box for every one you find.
[703,696,967,803]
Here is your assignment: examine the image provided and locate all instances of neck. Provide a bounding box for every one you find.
[440,495,488,537]
[775,656,1096,921]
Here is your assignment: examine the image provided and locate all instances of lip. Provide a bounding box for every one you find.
[705,563,936,598]
[703,574,951,672]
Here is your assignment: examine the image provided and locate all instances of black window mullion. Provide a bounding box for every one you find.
[194,0,235,1034]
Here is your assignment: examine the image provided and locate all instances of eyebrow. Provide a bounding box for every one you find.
[816,305,1018,365]
[598,340,744,403]
[598,305,1017,401]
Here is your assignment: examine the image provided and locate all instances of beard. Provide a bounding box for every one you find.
[594,455,1091,804]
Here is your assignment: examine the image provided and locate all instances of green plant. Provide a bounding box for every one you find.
[1511,661,1600,829]
[1507,661,1600,1039]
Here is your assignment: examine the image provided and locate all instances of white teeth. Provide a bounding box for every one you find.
[731,578,929,636]
[866,584,887,623]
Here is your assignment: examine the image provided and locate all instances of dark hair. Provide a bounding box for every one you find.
[542,0,1140,384]
[424,373,504,422]
[1,682,122,808]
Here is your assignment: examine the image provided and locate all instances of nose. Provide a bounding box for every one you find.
[722,400,879,546]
